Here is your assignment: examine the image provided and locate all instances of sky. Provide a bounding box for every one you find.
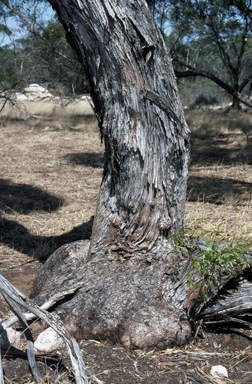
[0,3,55,47]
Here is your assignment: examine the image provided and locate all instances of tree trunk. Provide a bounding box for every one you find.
[34,0,191,349]
[231,95,241,110]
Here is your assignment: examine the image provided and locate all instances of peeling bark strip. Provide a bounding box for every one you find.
[48,0,190,255]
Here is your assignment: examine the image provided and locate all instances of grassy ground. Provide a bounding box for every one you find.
[0,99,100,265]
[0,100,252,383]
[185,109,252,246]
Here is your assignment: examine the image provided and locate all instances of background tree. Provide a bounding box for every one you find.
[147,0,170,35]
[0,2,12,41]
[167,0,252,109]
[0,0,87,95]
[2,0,252,106]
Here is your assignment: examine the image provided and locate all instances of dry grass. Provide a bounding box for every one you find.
[0,100,252,384]
[0,101,251,272]
[185,109,252,245]
[0,99,102,267]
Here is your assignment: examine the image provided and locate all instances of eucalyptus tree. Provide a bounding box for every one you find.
[0,0,85,94]
[32,0,192,349]
[1,0,251,350]
[168,0,252,109]
[31,0,251,351]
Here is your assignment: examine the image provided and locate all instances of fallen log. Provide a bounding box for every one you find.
[188,250,252,332]
[199,272,252,328]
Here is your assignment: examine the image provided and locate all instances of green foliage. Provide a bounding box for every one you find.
[174,227,250,298]
[0,1,88,95]
[192,240,247,278]
[148,0,252,105]
[0,24,12,35]
[189,240,249,298]
[166,0,252,108]
[173,229,194,249]
[0,46,23,86]
[178,77,228,107]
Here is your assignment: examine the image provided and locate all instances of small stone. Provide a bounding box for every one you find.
[34,327,64,352]
[210,365,228,378]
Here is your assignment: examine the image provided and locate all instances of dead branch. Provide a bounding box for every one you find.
[0,274,89,384]
[0,347,3,384]
[2,291,42,381]
[0,82,18,112]
[2,281,84,330]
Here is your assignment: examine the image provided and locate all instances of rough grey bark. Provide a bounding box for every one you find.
[32,240,192,349]
[33,0,191,348]
[48,0,190,254]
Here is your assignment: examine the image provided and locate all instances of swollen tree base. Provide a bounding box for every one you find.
[32,240,192,349]
[32,241,252,349]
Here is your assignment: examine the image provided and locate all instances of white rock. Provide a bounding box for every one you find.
[210,365,228,378]
[0,328,21,349]
[7,328,21,348]
[34,327,64,352]
[15,93,28,101]
[24,84,47,93]
[38,93,53,101]
[22,84,54,101]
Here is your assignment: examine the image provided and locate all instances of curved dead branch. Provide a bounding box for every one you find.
[175,68,252,108]
[0,274,88,384]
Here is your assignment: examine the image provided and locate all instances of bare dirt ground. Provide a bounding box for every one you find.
[0,100,251,383]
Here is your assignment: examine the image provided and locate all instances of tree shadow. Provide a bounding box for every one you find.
[191,139,252,165]
[0,178,93,261]
[187,111,252,166]
[0,179,64,214]
[0,216,93,262]
[187,175,252,205]
[64,152,104,168]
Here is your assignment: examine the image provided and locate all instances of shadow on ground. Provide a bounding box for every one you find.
[187,176,252,205]
[64,152,104,168]
[0,178,93,261]
[191,137,252,165]
[187,110,252,165]
[0,178,63,214]
[0,216,93,261]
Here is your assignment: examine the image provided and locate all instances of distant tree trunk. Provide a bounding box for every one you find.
[231,95,242,110]
[34,0,191,349]
[231,77,242,110]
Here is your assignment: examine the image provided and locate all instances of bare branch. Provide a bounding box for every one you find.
[0,274,89,384]
[175,68,252,107]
